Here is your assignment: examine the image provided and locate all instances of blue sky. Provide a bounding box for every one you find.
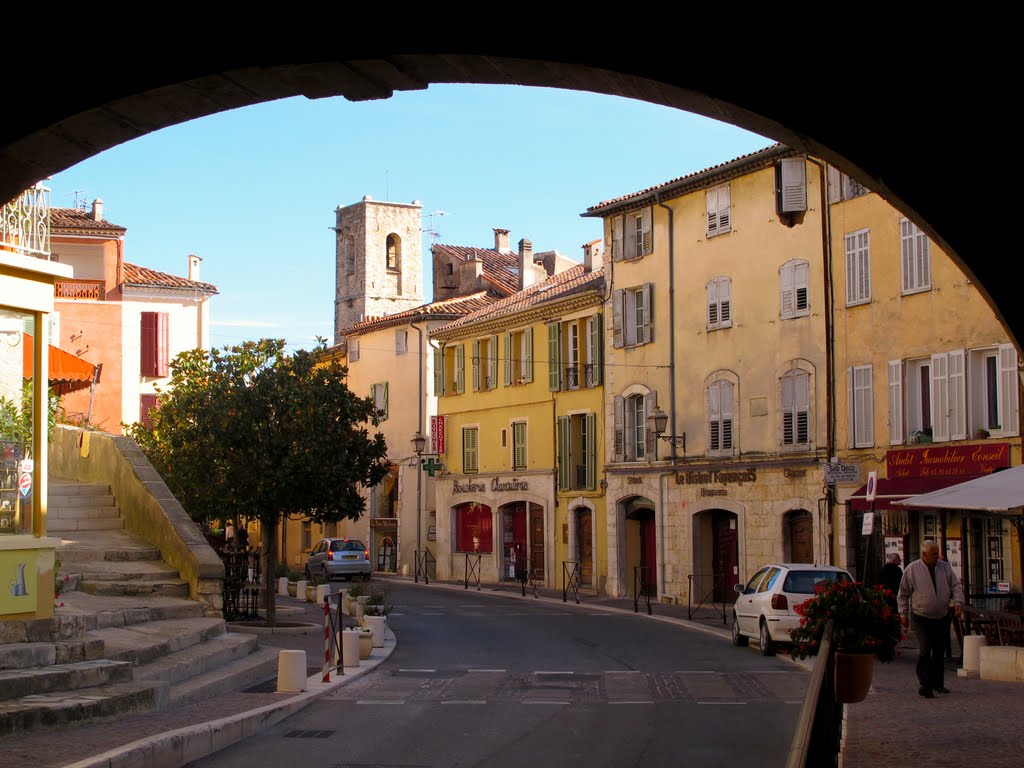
[47,85,769,352]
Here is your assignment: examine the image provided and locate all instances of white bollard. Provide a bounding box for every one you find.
[296,579,308,599]
[963,634,988,673]
[276,649,307,692]
[340,629,360,668]
[316,583,331,603]
[277,576,290,596]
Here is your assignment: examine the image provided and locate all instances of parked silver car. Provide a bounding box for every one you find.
[732,563,852,656]
[305,538,371,582]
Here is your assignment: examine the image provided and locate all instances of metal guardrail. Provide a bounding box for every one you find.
[414,549,435,584]
[322,591,347,680]
[219,546,263,622]
[785,620,842,768]
[562,560,581,604]
[687,573,728,624]
[633,566,652,615]
[464,553,482,590]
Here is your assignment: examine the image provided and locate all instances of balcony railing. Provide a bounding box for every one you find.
[583,363,597,388]
[54,279,104,300]
[565,365,579,390]
[1,185,50,259]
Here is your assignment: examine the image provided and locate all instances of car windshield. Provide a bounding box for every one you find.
[332,540,365,552]
[783,570,850,594]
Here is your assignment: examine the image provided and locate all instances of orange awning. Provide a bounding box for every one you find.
[22,333,97,394]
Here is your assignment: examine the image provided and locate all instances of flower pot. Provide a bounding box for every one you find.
[287,582,297,598]
[305,585,316,602]
[340,630,360,668]
[352,601,364,621]
[834,651,875,704]
[364,615,386,647]
[358,629,373,659]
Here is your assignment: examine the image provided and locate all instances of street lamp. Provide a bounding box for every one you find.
[412,432,426,582]
[647,406,685,458]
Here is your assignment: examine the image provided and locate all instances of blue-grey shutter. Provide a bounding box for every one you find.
[548,323,561,391]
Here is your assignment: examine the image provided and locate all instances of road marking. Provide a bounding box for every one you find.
[604,670,642,674]
[608,701,654,705]
[697,701,747,705]
[586,613,612,616]
[535,671,574,675]
[421,612,444,616]
[357,700,406,705]
[399,669,436,673]
[467,669,505,673]
[523,700,569,705]
[441,700,487,705]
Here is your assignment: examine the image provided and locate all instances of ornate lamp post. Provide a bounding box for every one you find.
[412,431,427,582]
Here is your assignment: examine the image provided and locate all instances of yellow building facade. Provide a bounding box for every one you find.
[431,259,607,591]
[585,146,833,602]
[829,175,1022,597]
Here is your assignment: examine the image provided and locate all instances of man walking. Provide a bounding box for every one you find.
[898,540,964,698]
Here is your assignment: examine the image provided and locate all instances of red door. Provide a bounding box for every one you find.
[714,513,738,602]
[529,504,545,581]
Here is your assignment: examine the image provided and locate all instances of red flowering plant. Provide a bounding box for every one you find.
[789,579,903,662]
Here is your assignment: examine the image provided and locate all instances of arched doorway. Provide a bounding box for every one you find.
[498,501,544,582]
[784,510,814,564]
[376,535,396,572]
[693,508,739,602]
[623,496,656,597]
[575,507,593,587]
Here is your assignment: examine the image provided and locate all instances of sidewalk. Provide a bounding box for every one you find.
[6,576,1021,768]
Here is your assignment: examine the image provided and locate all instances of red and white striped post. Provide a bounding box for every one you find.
[322,598,331,682]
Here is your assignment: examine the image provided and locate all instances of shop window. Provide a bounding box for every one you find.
[455,502,493,553]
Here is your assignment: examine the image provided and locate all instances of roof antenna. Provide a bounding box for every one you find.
[422,210,449,245]
[67,190,89,210]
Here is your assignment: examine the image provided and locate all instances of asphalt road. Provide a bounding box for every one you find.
[194,583,807,768]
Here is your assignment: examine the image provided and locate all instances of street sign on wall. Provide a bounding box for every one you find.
[823,461,861,485]
[431,415,446,454]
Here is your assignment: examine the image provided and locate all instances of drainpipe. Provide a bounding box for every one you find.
[656,195,678,461]
[806,156,835,564]
[413,322,426,570]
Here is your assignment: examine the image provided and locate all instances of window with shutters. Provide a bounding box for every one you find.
[627,394,646,461]
[777,158,808,213]
[451,344,465,394]
[847,365,874,448]
[558,412,597,491]
[348,337,360,363]
[613,388,656,462]
[140,311,169,377]
[610,207,653,261]
[504,328,534,386]
[780,369,810,448]
[463,427,479,473]
[969,345,1019,437]
[472,336,498,391]
[780,260,809,319]
[512,421,527,471]
[892,351,972,444]
[433,346,445,396]
[706,184,732,237]
[904,358,932,441]
[612,285,652,348]
[395,329,408,355]
[827,166,870,202]
[550,313,603,391]
[372,382,388,421]
[708,379,735,455]
[707,276,732,330]
[900,218,931,295]
[845,229,871,306]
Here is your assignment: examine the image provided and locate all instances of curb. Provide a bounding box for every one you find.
[64,629,397,768]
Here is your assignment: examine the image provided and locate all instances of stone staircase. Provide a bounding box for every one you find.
[0,481,278,735]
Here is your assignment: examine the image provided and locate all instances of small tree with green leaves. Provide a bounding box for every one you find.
[126,338,388,625]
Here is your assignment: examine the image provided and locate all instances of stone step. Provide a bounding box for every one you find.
[0,681,159,737]
[48,505,121,521]
[57,530,162,562]
[0,659,133,702]
[66,561,182,582]
[48,516,126,532]
[134,632,258,687]
[87,617,226,667]
[0,639,105,671]
[57,593,205,630]
[167,645,279,707]
[77,578,190,598]
[48,494,117,510]
[48,482,111,497]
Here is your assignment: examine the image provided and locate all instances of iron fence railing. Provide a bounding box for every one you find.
[687,573,728,623]
[633,565,653,614]
[464,553,482,590]
[414,549,436,584]
[219,545,263,622]
[562,560,581,604]
[785,620,842,768]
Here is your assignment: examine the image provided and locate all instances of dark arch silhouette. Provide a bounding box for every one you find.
[2,38,1010,344]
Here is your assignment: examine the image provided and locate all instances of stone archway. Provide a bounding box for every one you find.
[0,39,1016,348]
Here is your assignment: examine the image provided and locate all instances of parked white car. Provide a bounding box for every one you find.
[732,563,852,655]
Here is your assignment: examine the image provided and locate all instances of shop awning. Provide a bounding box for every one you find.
[894,465,1024,516]
[847,476,969,511]
[22,333,97,395]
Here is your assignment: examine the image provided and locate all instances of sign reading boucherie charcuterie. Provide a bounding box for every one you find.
[887,443,1010,479]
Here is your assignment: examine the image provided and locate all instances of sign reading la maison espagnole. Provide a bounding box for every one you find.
[887,443,1010,480]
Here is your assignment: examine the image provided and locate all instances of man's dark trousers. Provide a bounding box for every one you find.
[912,613,950,691]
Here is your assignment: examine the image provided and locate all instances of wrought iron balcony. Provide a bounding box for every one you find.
[565,365,579,390]
[1,184,50,259]
[583,363,597,388]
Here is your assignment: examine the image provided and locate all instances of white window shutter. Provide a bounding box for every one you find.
[888,360,904,445]
[707,279,718,327]
[706,189,718,236]
[930,353,950,442]
[522,328,534,383]
[998,344,1019,436]
[612,289,624,349]
[641,206,654,255]
[641,283,653,343]
[948,350,966,439]
[847,367,855,449]
[644,390,658,456]
[853,366,874,447]
[504,333,513,386]
[433,347,444,395]
[613,395,625,462]
[624,289,637,346]
[720,278,732,327]
[612,216,623,262]
[718,185,731,233]
[827,166,842,204]
[780,262,795,319]
[795,261,809,313]
[722,382,734,450]
[349,338,360,363]
[472,339,481,392]
[780,158,807,212]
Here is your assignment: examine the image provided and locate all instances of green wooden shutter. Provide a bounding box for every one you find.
[488,335,498,389]
[585,412,597,489]
[464,427,478,473]
[557,416,571,490]
[433,347,444,395]
[548,323,561,391]
[513,422,527,470]
[455,345,465,394]
[522,328,534,383]
[590,314,603,386]
[472,339,481,391]
[504,332,513,386]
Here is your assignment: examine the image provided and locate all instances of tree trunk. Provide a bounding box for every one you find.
[263,517,277,627]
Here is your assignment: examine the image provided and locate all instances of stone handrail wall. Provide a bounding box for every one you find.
[49,425,224,615]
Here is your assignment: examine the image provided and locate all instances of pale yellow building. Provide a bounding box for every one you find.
[829,172,1023,596]
[584,145,832,602]
[430,248,607,591]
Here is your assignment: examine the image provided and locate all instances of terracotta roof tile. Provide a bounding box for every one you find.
[50,207,127,237]
[337,291,501,337]
[122,262,218,294]
[436,265,604,333]
[431,244,519,295]
[584,143,792,215]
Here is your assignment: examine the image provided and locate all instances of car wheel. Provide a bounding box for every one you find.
[732,614,749,647]
[304,565,312,580]
[759,619,776,656]
[322,565,331,583]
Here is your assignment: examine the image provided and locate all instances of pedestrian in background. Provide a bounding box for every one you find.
[897,540,964,698]
[881,552,903,610]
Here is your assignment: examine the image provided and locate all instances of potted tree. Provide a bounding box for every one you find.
[362,582,392,648]
[789,580,903,703]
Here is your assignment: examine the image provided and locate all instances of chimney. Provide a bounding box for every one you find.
[583,240,604,273]
[91,198,104,222]
[494,228,511,254]
[518,238,540,290]
[188,254,202,281]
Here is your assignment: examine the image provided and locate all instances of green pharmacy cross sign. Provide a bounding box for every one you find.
[421,457,444,477]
